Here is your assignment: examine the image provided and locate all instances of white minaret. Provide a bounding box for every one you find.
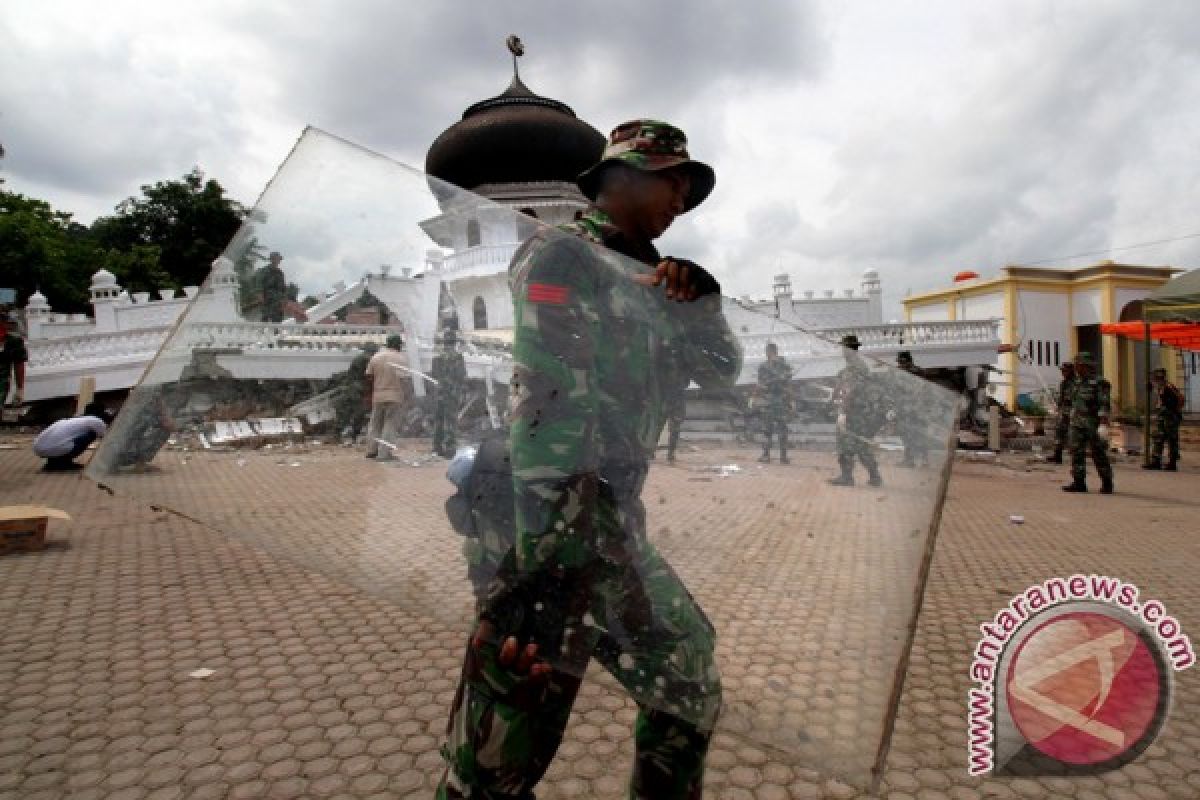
[24,289,50,339]
[862,268,883,324]
[772,273,793,316]
[89,269,122,332]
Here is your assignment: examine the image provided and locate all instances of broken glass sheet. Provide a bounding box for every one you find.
[87,127,960,790]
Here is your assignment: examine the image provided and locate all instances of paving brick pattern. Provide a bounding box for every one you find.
[1,438,1196,798]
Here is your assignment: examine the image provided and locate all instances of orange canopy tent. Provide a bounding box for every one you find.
[1100,321,1200,351]
[1101,267,1199,462]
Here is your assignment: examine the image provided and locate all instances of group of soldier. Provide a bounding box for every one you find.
[1048,353,1184,493]
[749,333,936,487]
[331,327,467,461]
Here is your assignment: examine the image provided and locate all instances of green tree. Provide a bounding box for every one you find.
[91,167,245,290]
[0,190,98,313]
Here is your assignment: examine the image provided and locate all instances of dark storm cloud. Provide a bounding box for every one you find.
[238,0,826,164]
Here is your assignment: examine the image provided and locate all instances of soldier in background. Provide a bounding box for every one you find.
[363,335,412,461]
[661,367,688,463]
[260,252,288,323]
[431,328,467,457]
[1047,361,1075,464]
[0,317,28,407]
[829,334,885,487]
[332,343,378,443]
[1145,367,1183,471]
[1061,351,1114,494]
[755,342,793,463]
[894,351,930,468]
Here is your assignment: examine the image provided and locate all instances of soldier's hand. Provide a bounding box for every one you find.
[1096,424,1109,442]
[468,620,552,708]
[634,257,721,302]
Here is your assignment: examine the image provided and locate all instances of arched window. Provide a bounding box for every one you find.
[473,296,488,330]
[466,219,481,248]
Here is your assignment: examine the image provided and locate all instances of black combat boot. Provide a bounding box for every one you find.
[758,450,771,464]
[779,448,790,465]
[1047,449,1064,464]
[1061,479,1088,493]
[867,467,883,487]
[1143,459,1162,470]
[1165,460,1178,472]
[1100,477,1114,494]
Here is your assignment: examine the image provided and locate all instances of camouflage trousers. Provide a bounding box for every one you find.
[898,421,930,465]
[1069,425,1113,483]
[665,412,683,459]
[0,372,10,405]
[761,410,789,455]
[1053,412,1071,454]
[835,428,878,474]
[1150,414,1181,464]
[433,401,458,457]
[436,502,721,799]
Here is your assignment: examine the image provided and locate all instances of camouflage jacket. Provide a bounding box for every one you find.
[1056,376,1075,416]
[1153,381,1184,422]
[756,357,793,414]
[1068,376,1111,428]
[835,357,885,434]
[432,350,467,403]
[507,207,742,572]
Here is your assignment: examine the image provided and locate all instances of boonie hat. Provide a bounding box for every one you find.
[577,119,715,212]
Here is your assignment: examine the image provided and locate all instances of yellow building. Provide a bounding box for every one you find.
[902,262,1183,412]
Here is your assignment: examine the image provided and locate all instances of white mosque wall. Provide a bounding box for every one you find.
[1072,288,1104,326]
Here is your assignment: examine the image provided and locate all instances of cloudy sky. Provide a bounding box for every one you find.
[3,0,1198,315]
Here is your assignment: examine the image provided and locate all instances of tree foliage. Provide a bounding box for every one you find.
[0,169,245,314]
[91,167,245,290]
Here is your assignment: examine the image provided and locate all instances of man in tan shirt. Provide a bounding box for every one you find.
[364,335,414,461]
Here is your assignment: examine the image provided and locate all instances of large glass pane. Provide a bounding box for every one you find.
[87,127,960,790]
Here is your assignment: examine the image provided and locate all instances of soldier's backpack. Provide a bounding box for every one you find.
[444,429,514,541]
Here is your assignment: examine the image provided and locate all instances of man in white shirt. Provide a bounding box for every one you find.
[32,402,114,471]
[363,335,414,462]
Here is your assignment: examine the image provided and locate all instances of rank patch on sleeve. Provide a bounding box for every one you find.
[527,283,570,304]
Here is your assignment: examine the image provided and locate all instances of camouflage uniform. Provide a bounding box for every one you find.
[1,328,28,406]
[259,256,288,323]
[661,363,688,463]
[756,350,793,463]
[894,352,929,467]
[1062,353,1113,494]
[830,337,884,487]
[1146,369,1183,470]
[1048,364,1075,464]
[436,201,742,799]
[432,334,468,457]
[332,344,377,440]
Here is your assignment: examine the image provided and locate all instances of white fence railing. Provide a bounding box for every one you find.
[440,243,519,273]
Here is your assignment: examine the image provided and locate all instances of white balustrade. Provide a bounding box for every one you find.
[26,326,172,368]
[440,243,519,273]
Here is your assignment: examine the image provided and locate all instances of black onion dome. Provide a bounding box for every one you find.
[425,77,606,191]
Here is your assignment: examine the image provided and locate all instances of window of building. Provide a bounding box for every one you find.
[1054,341,1060,365]
[473,296,487,330]
[518,207,538,219]
[466,220,481,248]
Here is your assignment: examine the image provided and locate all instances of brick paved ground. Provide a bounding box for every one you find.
[1,436,1197,799]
